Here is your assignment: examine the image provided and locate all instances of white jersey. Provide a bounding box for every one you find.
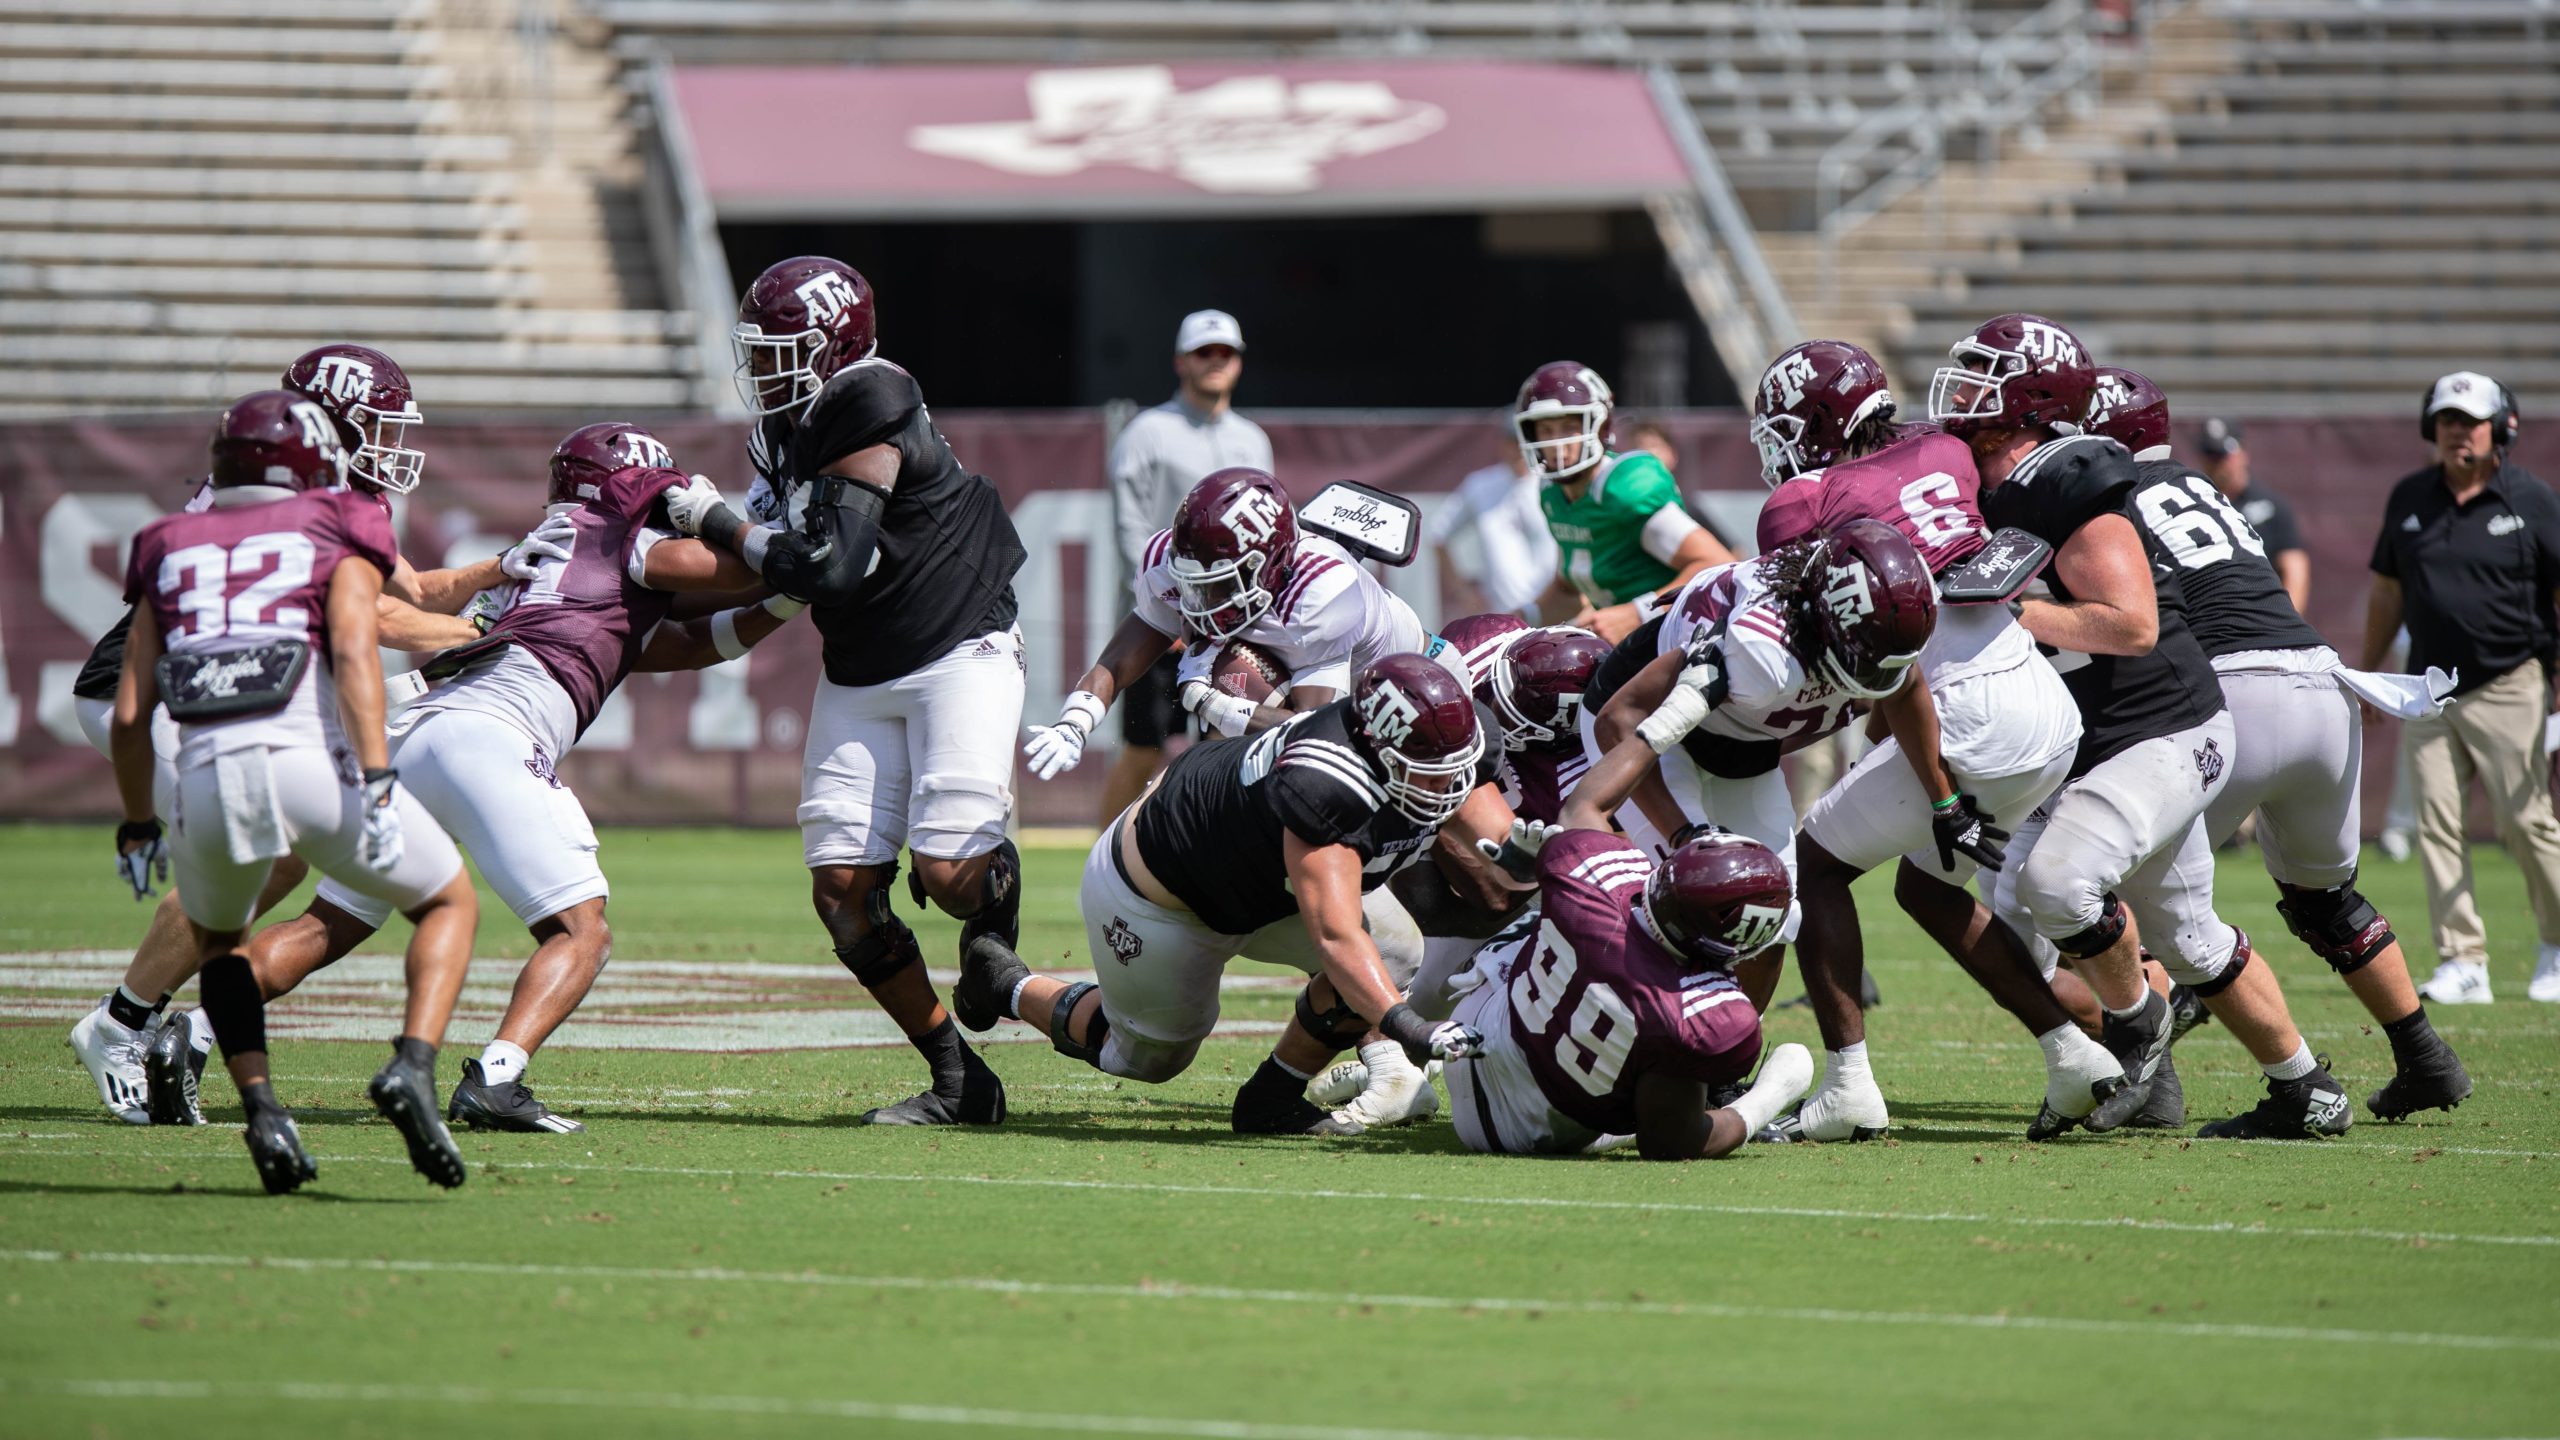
[1655,561,1854,750]
[400,646,579,760]
[1138,531,1427,696]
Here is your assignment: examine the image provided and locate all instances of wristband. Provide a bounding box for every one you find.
[1058,689,1107,737]
[1932,794,1960,812]
[761,594,806,620]
[735,520,771,570]
[711,608,750,661]
[1378,1002,1435,1053]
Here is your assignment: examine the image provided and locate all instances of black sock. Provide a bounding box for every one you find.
[238,1078,282,1114]
[196,955,265,1060]
[2382,1006,2439,1061]
[911,1018,970,1094]
[1235,1057,1306,1112]
[105,985,157,1032]
[393,1035,438,1072]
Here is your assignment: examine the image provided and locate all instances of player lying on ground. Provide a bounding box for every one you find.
[1746,341,2123,1142]
[69,342,570,1124]
[2083,368,2470,1121]
[959,655,1511,1135]
[198,423,799,1136]
[1434,730,1813,1158]
[110,392,480,1194]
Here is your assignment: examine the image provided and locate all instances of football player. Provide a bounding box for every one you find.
[67,344,567,1123]
[1748,341,2119,1141]
[109,392,479,1193]
[1931,313,2347,1139]
[2085,368,2470,1123]
[1517,361,1734,642]
[662,256,1025,1125]
[209,423,800,1134]
[1021,467,1431,774]
[956,656,1508,1134]
[1436,731,1815,1158]
[1583,522,1940,1013]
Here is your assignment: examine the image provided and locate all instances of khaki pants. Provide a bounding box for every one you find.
[2402,658,2560,964]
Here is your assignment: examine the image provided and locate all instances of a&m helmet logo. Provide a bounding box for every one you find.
[1357,678,1422,746]
[2015,320,2083,370]
[1732,901,1788,954]
[2088,371,2134,426]
[1220,484,1287,545]
[308,353,375,406]
[1821,562,1877,626]
[795,269,859,325]
[288,398,340,454]
[619,431,676,470]
[1763,350,1820,411]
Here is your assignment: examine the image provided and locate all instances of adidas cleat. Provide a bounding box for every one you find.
[242,1103,318,1196]
[862,1044,1006,1126]
[143,1011,206,1126]
[2126,1051,2186,1130]
[2368,1043,2473,1121]
[1762,1071,1890,1143]
[368,1055,467,1189]
[67,1002,150,1124]
[2083,990,2172,1134]
[1308,1057,1369,1109]
[2198,1058,2352,1140]
[951,934,1029,1036]
[448,1059,583,1134]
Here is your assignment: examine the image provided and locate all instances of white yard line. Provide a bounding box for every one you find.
[3,1148,2551,1248]
[2,1251,2549,1354]
[0,1377,1547,1440]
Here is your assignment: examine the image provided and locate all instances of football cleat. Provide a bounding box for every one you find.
[1232,1091,1338,1136]
[2197,1057,2352,1140]
[1331,1044,1440,1131]
[242,1103,318,1196]
[2125,1051,2186,1129]
[67,1002,150,1125]
[2531,944,2560,1003]
[448,1059,584,1134]
[1762,1070,1890,1143]
[1307,1057,1369,1109]
[368,1054,467,1188]
[863,1045,1006,1126]
[2416,960,2493,1006]
[143,1011,207,1126]
[951,934,1029,1036]
[2367,1041,2473,1121]
[2166,983,2213,1047]
[2082,990,2171,1134]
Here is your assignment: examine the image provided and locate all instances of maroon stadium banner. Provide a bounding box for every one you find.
[673,61,1691,218]
[3,412,2552,829]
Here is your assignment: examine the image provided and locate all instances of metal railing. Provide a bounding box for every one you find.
[634,52,743,415]
[1645,65,1802,388]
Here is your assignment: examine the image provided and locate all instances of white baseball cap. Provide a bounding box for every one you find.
[2427,370,2504,421]
[1174,310,1245,355]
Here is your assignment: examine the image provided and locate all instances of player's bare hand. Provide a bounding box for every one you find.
[1026,691,1107,780]
[498,509,577,581]
[1584,602,1644,644]
[359,768,405,874]
[112,818,167,901]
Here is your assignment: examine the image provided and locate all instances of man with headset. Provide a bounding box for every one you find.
[2363,371,2560,1005]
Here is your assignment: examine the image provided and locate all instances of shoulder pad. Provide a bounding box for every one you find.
[1937,526,2051,603]
[1298,481,1420,566]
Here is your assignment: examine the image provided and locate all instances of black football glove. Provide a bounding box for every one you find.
[1931,793,2010,872]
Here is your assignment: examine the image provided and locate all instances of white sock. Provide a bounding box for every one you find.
[479,1040,530,1087]
[2103,995,2149,1021]
[2262,1039,2317,1082]
[1270,1054,1314,1082]
[1730,1044,1813,1133]
[1824,1041,1872,1089]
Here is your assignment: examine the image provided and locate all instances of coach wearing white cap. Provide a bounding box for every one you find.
[2363,371,2560,1004]
[1099,309,1274,821]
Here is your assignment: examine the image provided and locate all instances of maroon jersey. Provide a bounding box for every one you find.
[461,465,682,738]
[126,487,398,659]
[1500,829,1762,1134]
[1497,744,1588,826]
[1758,428,1988,575]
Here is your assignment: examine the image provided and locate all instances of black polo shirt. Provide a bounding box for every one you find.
[2230,483,2304,557]
[2370,461,2560,695]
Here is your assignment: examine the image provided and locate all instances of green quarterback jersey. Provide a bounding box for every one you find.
[1538,450,1694,606]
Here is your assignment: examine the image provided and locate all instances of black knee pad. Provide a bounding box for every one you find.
[1048,980,1109,1065]
[2186,930,2253,999]
[2276,880,2395,976]
[836,902,921,989]
[2055,893,2128,961]
[1294,983,1369,1052]
[196,953,267,1059]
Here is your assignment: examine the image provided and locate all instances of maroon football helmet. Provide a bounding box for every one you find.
[1513,361,1615,482]
[1927,313,2095,440]
[549,422,679,507]
[733,255,877,418]
[1750,340,1897,485]
[1805,518,1937,699]
[1169,468,1298,642]
[1351,653,1486,826]
[281,342,422,494]
[1438,612,1531,688]
[1486,628,1611,753]
[210,389,352,493]
[1639,828,1794,970]
[2085,366,2171,458]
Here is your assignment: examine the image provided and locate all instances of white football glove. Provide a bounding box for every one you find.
[1636,685,1711,753]
[1025,690,1108,780]
[359,768,404,874]
[662,474,727,537]
[1178,677,1256,739]
[113,819,168,901]
[497,509,577,581]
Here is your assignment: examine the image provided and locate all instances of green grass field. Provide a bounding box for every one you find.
[3,822,2556,1440]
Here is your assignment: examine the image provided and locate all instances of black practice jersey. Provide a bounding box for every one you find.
[1133,699,1503,936]
[749,358,1025,687]
[1983,435,2224,775]
[2125,459,2326,660]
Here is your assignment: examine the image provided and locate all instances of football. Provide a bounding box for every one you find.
[1210,639,1291,702]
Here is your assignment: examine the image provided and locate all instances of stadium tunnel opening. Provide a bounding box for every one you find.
[718,210,1739,411]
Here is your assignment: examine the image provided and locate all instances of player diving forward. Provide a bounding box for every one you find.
[1437,731,1815,1158]
[666,255,1028,1125]
[2083,368,2470,1122]
[205,423,801,1134]
[68,342,571,1124]
[110,392,480,1193]
[1748,340,2121,1141]
[959,656,1510,1135]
